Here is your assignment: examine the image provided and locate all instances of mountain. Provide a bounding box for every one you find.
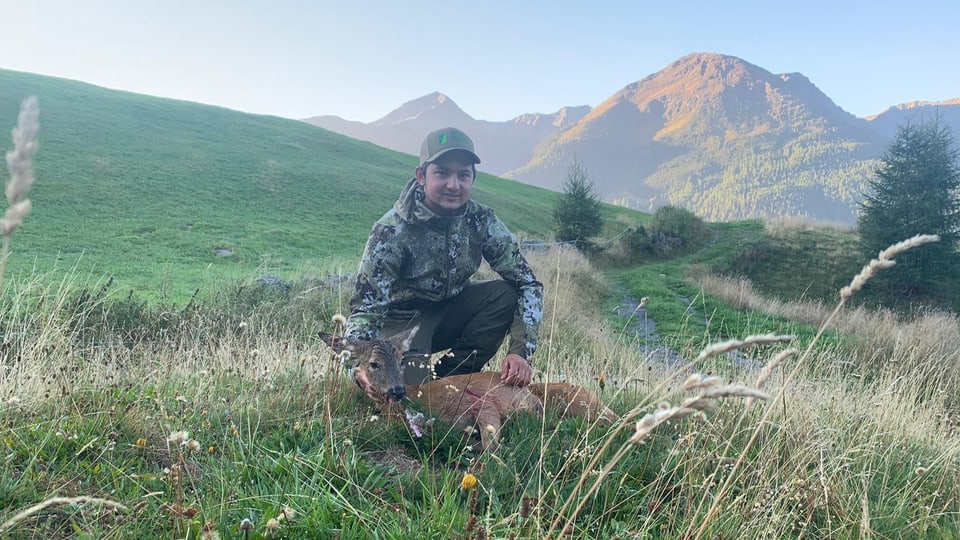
[865,99,960,139]
[305,53,959,225]
[303,92,590,174]
[505,53,888,223]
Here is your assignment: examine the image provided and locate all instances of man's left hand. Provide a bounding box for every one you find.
[500,353,532,387]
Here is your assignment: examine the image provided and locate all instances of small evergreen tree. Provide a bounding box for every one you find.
[857,117,960,309]
[553,159,603,252]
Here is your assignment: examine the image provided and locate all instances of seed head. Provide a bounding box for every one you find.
[167,430,189,445]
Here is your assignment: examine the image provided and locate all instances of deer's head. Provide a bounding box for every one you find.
[319,326,418,405]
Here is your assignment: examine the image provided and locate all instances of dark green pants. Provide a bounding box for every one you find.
[380,280,518,384]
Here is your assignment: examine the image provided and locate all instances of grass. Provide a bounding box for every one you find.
[2,76,960,538]
[2,245,958,538]
[701,219,864,304]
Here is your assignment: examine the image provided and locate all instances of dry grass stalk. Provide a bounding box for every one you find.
[754,348,798,389]
[840,234,940,300]
[631,383,769,444]
[682,373,722,391]
[746,347,799,406]
[1,96,39,289]
[0,496,128,534]
[693,333,794,363]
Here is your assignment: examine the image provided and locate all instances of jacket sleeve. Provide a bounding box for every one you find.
[482,212,544,360]
[346,223,404,341]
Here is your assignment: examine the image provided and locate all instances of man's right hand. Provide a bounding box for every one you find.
[500,353,532,387]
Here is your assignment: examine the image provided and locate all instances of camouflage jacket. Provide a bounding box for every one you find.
[346,177,544,359]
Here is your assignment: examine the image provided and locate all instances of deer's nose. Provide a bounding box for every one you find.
[386,385,406,402]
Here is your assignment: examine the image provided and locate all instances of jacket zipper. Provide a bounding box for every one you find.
[443,224,452,299]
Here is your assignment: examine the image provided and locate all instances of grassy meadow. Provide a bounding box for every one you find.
[1,70,959,538]
[0,69,641,302]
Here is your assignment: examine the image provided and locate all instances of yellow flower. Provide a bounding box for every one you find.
[135,437,148,449]
[461,473,478,490]
[597,375,606,391]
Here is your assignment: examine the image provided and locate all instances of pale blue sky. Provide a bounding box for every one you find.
[2,0,957,122]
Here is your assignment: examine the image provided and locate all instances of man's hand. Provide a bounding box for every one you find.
[500,353,532,387]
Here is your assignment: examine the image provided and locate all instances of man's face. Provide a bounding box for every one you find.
[416,152,475,215]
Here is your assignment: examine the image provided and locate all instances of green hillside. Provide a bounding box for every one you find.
[0,69,641,299]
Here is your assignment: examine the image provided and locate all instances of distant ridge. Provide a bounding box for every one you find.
[308,52,957,224]
[303,95,589,175]
[864,99,960,139]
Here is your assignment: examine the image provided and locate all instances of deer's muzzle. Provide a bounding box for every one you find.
[386,385,406,403]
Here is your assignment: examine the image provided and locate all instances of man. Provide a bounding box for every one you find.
[346,127,543,386]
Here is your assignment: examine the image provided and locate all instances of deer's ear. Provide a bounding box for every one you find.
[389,325,419,353]
[318,332,347,353]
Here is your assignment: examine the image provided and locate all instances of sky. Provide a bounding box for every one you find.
[2,0,957,123]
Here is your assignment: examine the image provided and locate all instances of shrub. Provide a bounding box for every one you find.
[600,225,655,266]
[646,205,710,253]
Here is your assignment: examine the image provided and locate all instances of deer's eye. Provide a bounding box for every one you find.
[369,362,381,371]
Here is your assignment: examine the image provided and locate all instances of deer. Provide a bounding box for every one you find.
[319,327,617,451]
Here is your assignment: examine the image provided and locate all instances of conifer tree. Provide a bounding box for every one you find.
[857,118,960,308]
[553,159,603,252]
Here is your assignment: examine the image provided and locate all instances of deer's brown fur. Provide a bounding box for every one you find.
[320,328,617,451]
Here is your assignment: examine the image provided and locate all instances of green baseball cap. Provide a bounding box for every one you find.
[419,127,481,165]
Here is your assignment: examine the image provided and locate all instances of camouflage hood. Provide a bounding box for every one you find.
[393,177,468,224]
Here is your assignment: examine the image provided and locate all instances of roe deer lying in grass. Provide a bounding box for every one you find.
[319,329,617,451]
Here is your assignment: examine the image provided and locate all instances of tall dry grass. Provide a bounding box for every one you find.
[509,235,959,538]
[3,236,959,536]
[688,263,960,404]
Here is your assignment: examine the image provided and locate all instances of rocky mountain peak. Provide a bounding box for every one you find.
[372,91,470,125]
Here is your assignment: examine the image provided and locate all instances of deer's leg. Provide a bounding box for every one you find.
[476,406,502,452]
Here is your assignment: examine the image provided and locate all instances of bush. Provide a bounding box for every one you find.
[646,206,711,253]
[601,225,654,266]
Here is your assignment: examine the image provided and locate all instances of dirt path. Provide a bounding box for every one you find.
[615,286,762,373]
[614,288,687,368]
